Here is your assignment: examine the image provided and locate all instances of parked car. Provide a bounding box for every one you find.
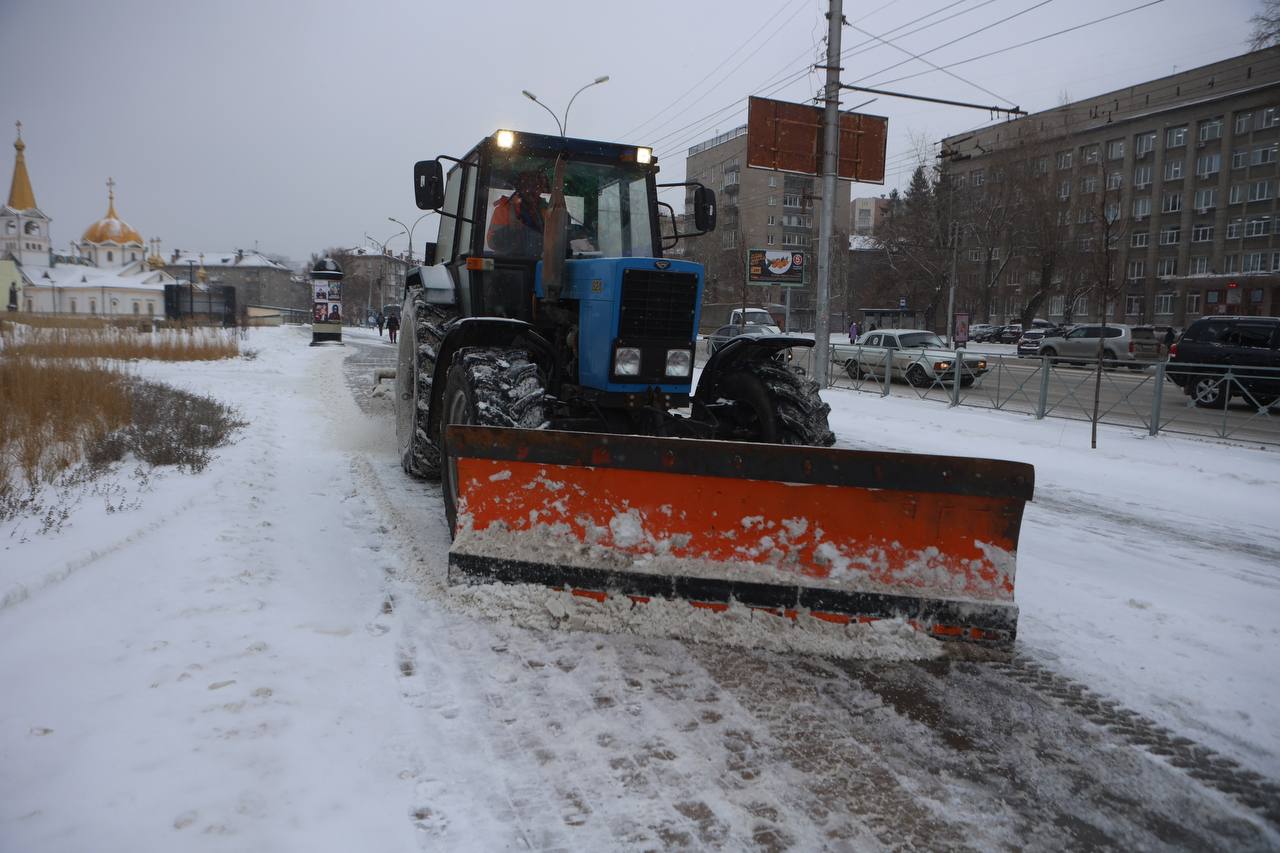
[727,308,781,332]
[1131,324,1178,362]
[996,324,1024,344]
[1167,315,1280,408]
[1037,323,1139,368]
[846,329,989,387]
[1016,329,1047,356]
[706,323,781,355]
[968,323,998,342]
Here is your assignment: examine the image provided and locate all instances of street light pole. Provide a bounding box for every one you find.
[388,212,434,266]
[522,75,609,138]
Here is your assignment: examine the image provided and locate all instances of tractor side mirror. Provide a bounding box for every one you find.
[693,186,717,232]
[414,160,445,211]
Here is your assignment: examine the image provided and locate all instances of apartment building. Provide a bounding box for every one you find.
[941,46,1280,327]
[683,125,851,328]
[851,196,890,236]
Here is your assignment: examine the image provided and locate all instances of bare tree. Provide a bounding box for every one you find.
[1251,0,1280,49]
[873,164,951,328]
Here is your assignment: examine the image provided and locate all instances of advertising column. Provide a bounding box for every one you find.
[310,256,344,346]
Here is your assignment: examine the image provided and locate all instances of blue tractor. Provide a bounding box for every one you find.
[395,129,834,534]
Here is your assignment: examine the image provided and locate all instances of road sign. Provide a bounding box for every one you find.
[745,96,888,183]
[747,249,806,286]
[898,296,907,309]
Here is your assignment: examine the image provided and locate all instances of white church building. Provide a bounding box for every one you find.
[2,121,186,318]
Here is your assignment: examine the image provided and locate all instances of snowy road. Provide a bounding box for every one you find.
[2,326,1277,851]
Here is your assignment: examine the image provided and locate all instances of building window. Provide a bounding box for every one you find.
[972,169,985,186]
[1082,144,1100,164]
[968,248,982,261]
[1078,207,1095,224]
[1249,180,1273,202]
[1057,150,1073,169]
[1058,180,1071,199]
[1133,197,1152,218]
[1251,143,1278,166]
[1245,216,1271,237]
[1228,218,1243,238]
[1192,223,1214,242]
[1073,295,1088,316]
[1224,255,1239,273]
[1033,157,1049,174]
[1251,288,1265,304]
[1159,226,1180,245]
[1106,139,1125,160]
[1166,126,1187,148]
[70,298,77,313]
[1243,252,1267,273]
[1155,292,1175,315]
[1190,256,1210,275]
[1198,117,1223,142]
[1208,289,1221,304]
[1106,171,1122,190]
[25,298,32,312]
[1236,112,1253,134]
[1157,257,1176,278]
[146,302,155,316]
[1187,291,1202,313]
[1135,131,1156,156]
[131,252,137,261]
[1232,150,1248,169]
[1049,295,1064,316]
[723,170,739,186]
[106,251,113,262]
[767,196,776,206]
[1274,250,1280,271]
[1105,201,1120,222]
[1132,230,1150,248]
[1127,260,1145,280]
[1194,188,1218,211]
[767,215,775,225]
[1230,183,1245,204]
[1262,107,1280,129]
[1134,165,1152,187]
[1165,159,1184,180]
[768,175,777,188]
[1195,153,1220,177]
[1125,295,1144,315]
[766,233,774,245]
[1162,192,1182,213]
[1080,175,1098,193]
[722,230,737,248]
[89,298,97,314]
[132,302,141,315]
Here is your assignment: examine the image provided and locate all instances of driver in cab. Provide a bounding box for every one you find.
[487,170,549,255]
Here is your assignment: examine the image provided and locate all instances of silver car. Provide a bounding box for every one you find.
[1037,323,1139,368]
[843,329,988,386]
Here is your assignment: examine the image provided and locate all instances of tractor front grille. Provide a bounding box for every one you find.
[618,269,698,342]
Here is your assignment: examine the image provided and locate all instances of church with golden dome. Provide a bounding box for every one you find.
[2,121,181,317]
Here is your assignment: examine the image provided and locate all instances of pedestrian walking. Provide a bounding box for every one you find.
[386,313,400,344]
[376,312,385,337]
[848,319,859,344]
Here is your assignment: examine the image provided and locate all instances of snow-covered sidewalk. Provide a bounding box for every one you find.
[2,326,1277,851]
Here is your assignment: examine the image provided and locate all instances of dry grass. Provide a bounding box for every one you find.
[0,323,239,361]
[0,321,247,520]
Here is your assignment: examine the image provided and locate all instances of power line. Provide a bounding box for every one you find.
[847,23,1019,108]
[622,0,809,140]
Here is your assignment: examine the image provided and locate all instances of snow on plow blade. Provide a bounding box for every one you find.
[446,426,1034,646]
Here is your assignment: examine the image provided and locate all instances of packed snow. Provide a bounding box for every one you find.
[2,325,1277,850]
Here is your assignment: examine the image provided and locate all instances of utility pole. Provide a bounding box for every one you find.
[813,0,843,386]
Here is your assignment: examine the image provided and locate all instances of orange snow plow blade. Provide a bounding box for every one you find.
[446,426,1035,646]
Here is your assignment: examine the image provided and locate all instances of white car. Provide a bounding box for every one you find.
[841,329,989,387]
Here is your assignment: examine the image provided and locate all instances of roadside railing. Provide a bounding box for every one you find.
[801,344,1280,447]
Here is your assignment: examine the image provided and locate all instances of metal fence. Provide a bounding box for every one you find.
[792,344,1280,447]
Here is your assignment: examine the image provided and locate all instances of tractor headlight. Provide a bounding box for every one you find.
[636,146,653,164]
[614,347,642,376]
[495,129,516,149]
[664,348,692,377]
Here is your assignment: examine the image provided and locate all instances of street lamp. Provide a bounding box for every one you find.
[522,75,609,138]
[388,212,434,265]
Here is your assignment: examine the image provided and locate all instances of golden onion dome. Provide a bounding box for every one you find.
[82,177,143,245]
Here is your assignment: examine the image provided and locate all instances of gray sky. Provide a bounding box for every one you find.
[1,0,1263,266]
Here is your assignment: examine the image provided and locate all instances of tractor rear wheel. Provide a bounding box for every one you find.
[439,347,547,536]
[396,294,455,479]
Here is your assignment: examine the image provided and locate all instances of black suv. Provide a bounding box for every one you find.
[1167,316,1280,408]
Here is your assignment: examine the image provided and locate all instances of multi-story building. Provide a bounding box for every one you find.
[851,196,890,236]
[683,125,852,330]
[942,46,1280,327]
[165,248,299,311]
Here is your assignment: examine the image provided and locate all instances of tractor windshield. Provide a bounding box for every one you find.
[483,152,655,259]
